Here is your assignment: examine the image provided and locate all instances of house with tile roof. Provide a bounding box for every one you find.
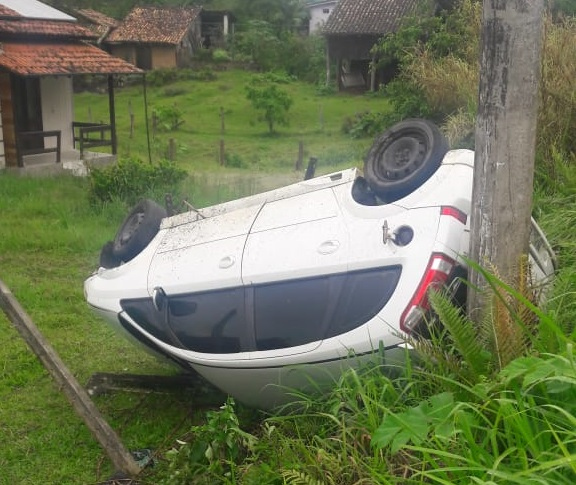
[305,0,338,34]
[105,6,235,70]
[0,0,142,174]
[323,0,430,91]
[105,6,201,70]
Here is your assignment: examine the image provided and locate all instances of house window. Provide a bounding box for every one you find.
[323,8,330,14]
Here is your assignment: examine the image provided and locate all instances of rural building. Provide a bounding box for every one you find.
[105,6,202,70]
[0,0,142,174]
[74,8,120,42]
[305,0,338,34]
[323,0,426,91]
[104,6,234,70]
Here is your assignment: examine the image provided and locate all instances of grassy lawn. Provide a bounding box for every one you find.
[74,68,389,173]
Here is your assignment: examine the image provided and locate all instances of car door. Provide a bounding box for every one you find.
[146,204,262,358]
[243,188,349,356]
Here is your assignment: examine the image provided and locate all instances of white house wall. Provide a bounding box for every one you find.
[309,2,336,34]
[41,76,74,151]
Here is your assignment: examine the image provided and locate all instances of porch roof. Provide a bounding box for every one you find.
[0,41,143,75]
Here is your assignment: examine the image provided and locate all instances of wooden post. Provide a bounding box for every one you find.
[0,279,141,477]
[220,106,225,134]
[129,100,134,139]
[108,75,117,155]
[219,139,225,166]
[304,157,317,180]
[468,0,545,321]
[295,141,304,171]
[168,138,176,161]
[152,112,157,139]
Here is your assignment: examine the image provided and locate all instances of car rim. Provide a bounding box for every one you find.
[377,134,427,180]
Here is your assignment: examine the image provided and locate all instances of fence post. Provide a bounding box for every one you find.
[304,157,317,180]
[168,138,176,161]
[295,141,304,170]
[129,100,134,139]
[219,139,225,166]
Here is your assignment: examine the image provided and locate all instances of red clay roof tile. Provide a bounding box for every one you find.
[0,19,96,38]
[76,8,119,29]
[106,6,201,44]
[0,5,20,18]
[0,41,143,75]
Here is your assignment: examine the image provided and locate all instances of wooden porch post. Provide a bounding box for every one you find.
[107,75,117,155]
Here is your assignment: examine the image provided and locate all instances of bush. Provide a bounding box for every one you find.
[341,110,388,138]
[88,157,187,206]
[245,78,293,133]
[212,48,231,63]
[152,105,185,132]
[146,68,180,87]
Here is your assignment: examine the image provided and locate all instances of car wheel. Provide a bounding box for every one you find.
[364,119,449,202]
[112,199,167,262]
[99,240,123,269]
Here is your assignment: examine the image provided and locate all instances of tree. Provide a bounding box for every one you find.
[245,80,293,134]
[468,1,545,321]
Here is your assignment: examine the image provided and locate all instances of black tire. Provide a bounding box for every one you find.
[112,199,167,262]
[364,119,449,202]
[99,240,123,269]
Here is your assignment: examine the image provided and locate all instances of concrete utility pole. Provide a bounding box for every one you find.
[468,0,545,321]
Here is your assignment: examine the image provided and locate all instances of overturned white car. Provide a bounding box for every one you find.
[84,119,556,409]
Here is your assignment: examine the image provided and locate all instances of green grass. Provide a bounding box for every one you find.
[74,69,389,172]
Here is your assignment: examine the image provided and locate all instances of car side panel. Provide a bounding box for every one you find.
[243,189,349,284]
[148,204,262,294]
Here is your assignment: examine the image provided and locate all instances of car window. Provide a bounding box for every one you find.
[254,276,330,351]
[121,297,180,347]
[253,266,402,351]
[167,287,246,354]
[326,266,402,339]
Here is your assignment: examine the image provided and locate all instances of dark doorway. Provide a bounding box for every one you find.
[136,46,152,70]
[12,76,43,150]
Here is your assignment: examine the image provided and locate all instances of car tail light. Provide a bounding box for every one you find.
[400,253,455,333]
[441,206,467,224]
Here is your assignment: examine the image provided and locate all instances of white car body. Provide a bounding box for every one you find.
[85,149,555,409]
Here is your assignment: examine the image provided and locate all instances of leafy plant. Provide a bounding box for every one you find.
[88,157,187,206]
[341,110,388,138]
[153,105,185,132]
[245,77,293,133]
[212,48,231,63]
[161,397,257,484]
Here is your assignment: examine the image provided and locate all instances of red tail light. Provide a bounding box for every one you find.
[441,206,467,224]
[400,253,455,333]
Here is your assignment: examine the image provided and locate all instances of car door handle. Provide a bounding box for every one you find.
[318,240,340,255]
[219,255,236,269]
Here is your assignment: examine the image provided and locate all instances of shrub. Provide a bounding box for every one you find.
[212,48,231,63]
[341,110,388,139]
[245,78,293,133]
[146,68,179,87]
[225,153,249,169]
[152,105,185,132]
[88,157,187,206]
